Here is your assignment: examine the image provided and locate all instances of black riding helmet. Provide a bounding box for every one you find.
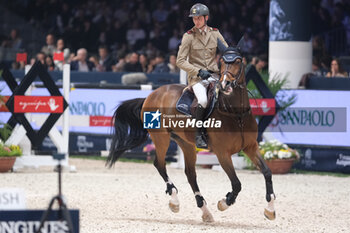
[188,3,209,17]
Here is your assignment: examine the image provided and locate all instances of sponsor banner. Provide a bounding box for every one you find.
[89,116,112,127]
[14,96,63,113]
[293,146,350,173]
[249,98,275,115]
[0,210,79,233]
[0,188,26,210]
[40,134,178,156]
[266,90,350,147]
[0,84,152,134]
[269,107,346,132]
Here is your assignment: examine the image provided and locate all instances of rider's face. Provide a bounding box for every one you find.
[192,16,208,29]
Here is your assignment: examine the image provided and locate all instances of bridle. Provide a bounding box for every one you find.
[216,38,252,150]
[219,49,244,90]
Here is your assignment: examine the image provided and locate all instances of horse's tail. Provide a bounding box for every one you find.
[107,98,148,167]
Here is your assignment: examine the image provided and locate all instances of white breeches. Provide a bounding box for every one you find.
[193,82,208,108]
[192,77,217,108]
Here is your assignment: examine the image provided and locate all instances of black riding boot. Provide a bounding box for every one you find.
[195,104,208,149]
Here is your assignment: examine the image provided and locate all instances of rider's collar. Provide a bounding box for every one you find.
[198,25,207,34]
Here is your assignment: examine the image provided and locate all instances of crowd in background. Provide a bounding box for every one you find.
[1,0,349,77]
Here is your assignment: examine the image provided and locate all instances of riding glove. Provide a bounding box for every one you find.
[197,69,211,80]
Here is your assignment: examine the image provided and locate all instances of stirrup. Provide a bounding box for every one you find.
[196,135,208,149]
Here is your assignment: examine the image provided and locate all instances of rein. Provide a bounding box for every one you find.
[218,52,250,150]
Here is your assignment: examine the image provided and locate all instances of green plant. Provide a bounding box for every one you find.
[0,88,22,157]
[0,140,22,157]
[247,71,297,111]
[259,139,299,161]
[0,123,12,141]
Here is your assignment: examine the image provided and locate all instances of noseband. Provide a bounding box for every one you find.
[220,49,244,89]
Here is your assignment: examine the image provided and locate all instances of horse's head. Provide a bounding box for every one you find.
[217,37,245,95]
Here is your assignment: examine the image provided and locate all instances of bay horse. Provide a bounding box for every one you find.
[107,38,276,222]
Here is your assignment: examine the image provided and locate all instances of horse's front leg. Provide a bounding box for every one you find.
[244,144,276,220]
[175,136,214,222]
[216,153,242,211]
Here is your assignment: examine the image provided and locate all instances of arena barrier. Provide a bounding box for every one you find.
[1,62,71,169]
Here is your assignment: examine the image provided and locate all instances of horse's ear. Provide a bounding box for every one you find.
[217,38,227,53]
[236,36,245,52]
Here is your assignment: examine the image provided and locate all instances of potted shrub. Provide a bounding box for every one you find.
[0,139,22,172]
[0,91,22,172]
[259,139,299,174]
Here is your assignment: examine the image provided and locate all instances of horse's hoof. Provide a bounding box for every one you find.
[202,212,214,223]
[169,201,180,213]
[217,199,229,211]
[264,208,276,220]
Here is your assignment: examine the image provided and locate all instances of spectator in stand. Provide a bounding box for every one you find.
[56,3,71,34]
[152,2,169,23]
[136,2,151,25]
[146,56,157,73]
[249,56,259,67]
[326,58,348,78]
[41,34,56,57]
[168,29,181,51]
[114,2,129,25]
[139,53,149,73]
[1,29,22,49]
[149,24,168,52]
[152,52,170,73]
[53,38,70,71]
[107,20,126,50]
[81,20,99,51]
[36,52,46,65]
[97,46,115,72]
[112,53,126,72]
[123,52,142,72]
[311,57,323,76]
[168,54,180,74]
[29,58,36,66]
[144,42,157,58]
[7,0,350,66]
[255,54,268,73]
[88,56,99,71]
[70,48,95,72]
[312,36,332,70]
[11,61,26,70]
[45,56,55,71]
[126,21,146,50]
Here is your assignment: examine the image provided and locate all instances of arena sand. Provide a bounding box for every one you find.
[1,158,349,233]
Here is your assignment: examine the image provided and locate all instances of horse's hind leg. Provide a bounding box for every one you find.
[150,132,180,213]
[244,143,276,220]
[216,153,242,211]
[172,134,214,222]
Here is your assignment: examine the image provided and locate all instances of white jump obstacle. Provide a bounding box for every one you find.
[5,64,71,170]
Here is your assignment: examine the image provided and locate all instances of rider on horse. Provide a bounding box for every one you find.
[176,3,228,149]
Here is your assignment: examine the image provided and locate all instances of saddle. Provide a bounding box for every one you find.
[176,81,218,119]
